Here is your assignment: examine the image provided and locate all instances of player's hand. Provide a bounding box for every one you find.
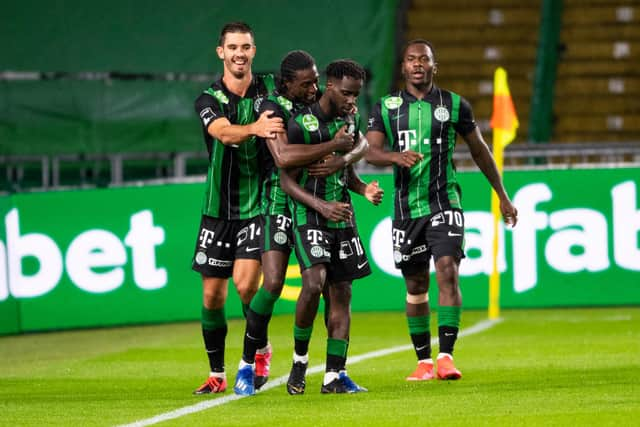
[318,201,352,222]
[364,180,383,205]
[308,154,346,177]
[393,150,423,168]
[331,126,355,152]
[252,110,284,138]
[501,198,518,227]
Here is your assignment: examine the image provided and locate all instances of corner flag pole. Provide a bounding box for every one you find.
[488,67,518,319]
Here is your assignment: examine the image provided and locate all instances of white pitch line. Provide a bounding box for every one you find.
[116,317,502,427]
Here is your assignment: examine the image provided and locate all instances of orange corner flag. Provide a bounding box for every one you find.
[490,67,519,150]
[488,67,518,320]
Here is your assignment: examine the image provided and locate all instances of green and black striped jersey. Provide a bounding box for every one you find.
[287,102,360,229]
[367,86,476,220]
[256,91,309,217]
[194,74,276,220]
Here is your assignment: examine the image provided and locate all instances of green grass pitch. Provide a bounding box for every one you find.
[1,307,638,426]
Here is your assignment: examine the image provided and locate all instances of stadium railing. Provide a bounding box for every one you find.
[3,142,640,194]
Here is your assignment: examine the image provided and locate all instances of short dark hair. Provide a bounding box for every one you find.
[218,22,254,47]
[402,39,436,60]
[280,50,316,84]
[325,59,366,82]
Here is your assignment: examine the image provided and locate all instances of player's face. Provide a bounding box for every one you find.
[216,32,256,78]
[402,43,436,87]
[286,66,319,104]
[328,76,362,116]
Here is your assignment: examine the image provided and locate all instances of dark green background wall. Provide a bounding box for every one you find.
[1,0,399,155]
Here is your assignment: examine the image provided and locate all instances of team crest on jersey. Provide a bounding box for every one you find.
[310,246,324,258]
[434,106,450,122]
[212,90,229,104]
[277,96,293,112]
[302,114,319,131]
[195,251,208,265]
[274,231,288,245]
[384,96,403,110]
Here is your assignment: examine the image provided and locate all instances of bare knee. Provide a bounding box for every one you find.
[301,265,326,298]
[262,269,286,295]
[202,277,228,309]
[233,259,261,304]
[404,272,429,295]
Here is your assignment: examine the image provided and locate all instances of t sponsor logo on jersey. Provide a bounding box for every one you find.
[199,107,216,127]
[397,130,417,151]
[434,106,450,122]
[199,228,215,248]
[212,89,229,104]
[384,96,403,110]
[307,229,324,245]
[302,114,319,132]
[277,96,293,112]
[276,214,292,231]
[392,228,406,246]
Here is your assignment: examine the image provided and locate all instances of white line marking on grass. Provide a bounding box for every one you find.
[116,318,501,427]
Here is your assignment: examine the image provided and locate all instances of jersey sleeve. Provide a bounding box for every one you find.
[453,96,477,136]
[194,93,226,130]
[259,98,287,122]
[287,117,305,145]
[367,101,386,133]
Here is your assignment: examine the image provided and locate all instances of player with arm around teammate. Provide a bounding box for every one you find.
[191,22,284,395]
[233,50,369,395]
[281,59,383,394]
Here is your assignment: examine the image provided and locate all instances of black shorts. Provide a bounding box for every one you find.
[292,225,371,282]
[192,215,262,278]
[261,214,293,254]
[392,209,466,275]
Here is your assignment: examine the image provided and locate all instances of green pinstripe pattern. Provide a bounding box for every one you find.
[293,227,312,268]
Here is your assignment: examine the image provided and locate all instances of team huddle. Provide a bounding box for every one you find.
[190,22,518,396]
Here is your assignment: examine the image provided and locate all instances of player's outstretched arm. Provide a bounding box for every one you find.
[463,127,518,226]
[208,110,284,145]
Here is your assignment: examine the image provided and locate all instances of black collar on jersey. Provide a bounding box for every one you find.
[400,84,441,103]
[212,74,263,101]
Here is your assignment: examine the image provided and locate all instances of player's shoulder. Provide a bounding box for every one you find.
[434,86,468,104]
[289,104,319,131]
[255,73,277,94]
[443,87,473,111]
[373,91,406,113]
[196,80,230,106]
